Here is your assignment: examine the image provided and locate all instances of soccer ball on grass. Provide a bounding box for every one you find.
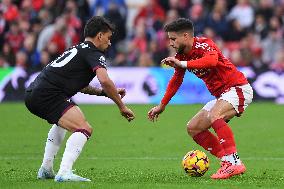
[182,150,209,177]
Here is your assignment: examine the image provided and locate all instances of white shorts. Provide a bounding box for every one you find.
[202,84,253,115]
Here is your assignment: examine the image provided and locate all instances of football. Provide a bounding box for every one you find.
[182,150,210,177]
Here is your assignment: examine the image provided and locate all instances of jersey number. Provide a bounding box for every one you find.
[50,48,78,67]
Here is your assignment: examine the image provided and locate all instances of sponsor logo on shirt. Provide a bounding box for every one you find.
[191,68,211,77]
[99,56,107,67]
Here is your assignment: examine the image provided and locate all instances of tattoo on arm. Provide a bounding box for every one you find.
[80,85,107,97]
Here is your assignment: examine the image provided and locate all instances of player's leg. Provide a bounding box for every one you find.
[25,91,92,181]
[209,84,253,179]
[187,107,226,159]
[209,100,240,161]
[209,99,246,179]
[55,106,93,182]
[187,100,242,179]
[38,124,67,179]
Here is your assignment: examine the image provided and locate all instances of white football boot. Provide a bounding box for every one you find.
[54,171,91,182]
[37,167,55,179]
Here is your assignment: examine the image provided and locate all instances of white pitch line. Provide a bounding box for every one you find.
[0,157,284,161]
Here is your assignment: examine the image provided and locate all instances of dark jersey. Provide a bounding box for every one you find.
[27,41,107,97]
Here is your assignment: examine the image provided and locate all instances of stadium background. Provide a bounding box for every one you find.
[0,0,284,189]
[0,0,283,104]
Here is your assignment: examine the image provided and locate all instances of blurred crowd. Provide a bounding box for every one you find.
[0,0,284,72]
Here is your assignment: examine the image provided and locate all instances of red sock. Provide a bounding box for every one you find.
[193,130,226,158]
[212,118,237,155]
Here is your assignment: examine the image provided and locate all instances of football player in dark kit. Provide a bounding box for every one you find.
[25,16,135,182]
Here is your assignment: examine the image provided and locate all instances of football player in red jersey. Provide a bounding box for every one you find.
[148,18,253,179]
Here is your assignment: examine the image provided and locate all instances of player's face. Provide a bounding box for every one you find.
[98,30,112,51]
[167,32,190,54]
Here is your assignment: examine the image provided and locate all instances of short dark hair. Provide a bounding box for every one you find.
[164,18,194,34]
[84,16,115,38]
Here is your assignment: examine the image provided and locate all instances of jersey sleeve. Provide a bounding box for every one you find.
[161,68,186,105]
[85,49,107,72]
[184,51,218,69]
[184,38,219,69]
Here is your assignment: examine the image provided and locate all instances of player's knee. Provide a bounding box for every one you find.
[74,122,93,139]
[208,112,223,125]
[187,121,200,137]
[84,122,93,135]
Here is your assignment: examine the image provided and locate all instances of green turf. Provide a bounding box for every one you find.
[0,103,283,189]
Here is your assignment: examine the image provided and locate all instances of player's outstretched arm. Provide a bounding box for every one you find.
[162,51,218,69]
[148,68,185,122]
[80,85,126,99]
[80,85,106,96]
[96,67,135,122]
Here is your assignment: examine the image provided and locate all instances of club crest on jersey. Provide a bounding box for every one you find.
[99,56,107,67]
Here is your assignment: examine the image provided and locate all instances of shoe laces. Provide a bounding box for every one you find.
[217,161,232,174]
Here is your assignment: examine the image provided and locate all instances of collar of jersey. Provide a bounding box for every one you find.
[84,41,104,53]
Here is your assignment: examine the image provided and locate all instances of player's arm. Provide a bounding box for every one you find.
[80,85,126,98]
[80,85,107,96]
[161,67,186,106]
[148,68,185,122]
[163,51,218,69]
[96,67,135,121]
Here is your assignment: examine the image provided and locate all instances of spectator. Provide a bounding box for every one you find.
[104,2,126,42]
[165,9,179,24]
[62,1,82,45]
[188,3,206,36]
[158,0,188,17]
[91,0,127,18]
[2,42,15,66]
[42,0,64,22]
[227,0,254,29]
[230,49,246,67]
[127,18,149,66]
[0,10,8,50]
[104,2,127,58]
[30,17,43,35]
[134,0,165,30]
[21,34,40,68]
[270,48,284,72]
[255,0,274,23]
[15,51,28,69]
[206,4,229,39]
[38,8,53,26]
[48,22,69,56]
[261,29,284,64]
[36,16,68,53]
[0,54,9,68]
[224,19,246,42]
[31,0,44,12]
[253,14,269,40]
[0,0,283,70]
[38,50,50,70]
[20,0,38,21]
[137,52,154,67]
[0,0,19,22]
[4,21,25,53]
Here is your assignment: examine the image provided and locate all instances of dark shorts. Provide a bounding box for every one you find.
[24,89,77,124]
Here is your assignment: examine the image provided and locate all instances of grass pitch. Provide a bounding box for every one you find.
[0,103,283,189]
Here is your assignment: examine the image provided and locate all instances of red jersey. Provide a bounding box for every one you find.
[161,37,248,105]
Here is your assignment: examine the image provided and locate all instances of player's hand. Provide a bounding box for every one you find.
[117,88,126,99]
[147,104,165,122]
[162,57,184,68]
[120,106,135,122]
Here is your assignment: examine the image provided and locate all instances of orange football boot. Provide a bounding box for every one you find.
[211,161,246,179]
